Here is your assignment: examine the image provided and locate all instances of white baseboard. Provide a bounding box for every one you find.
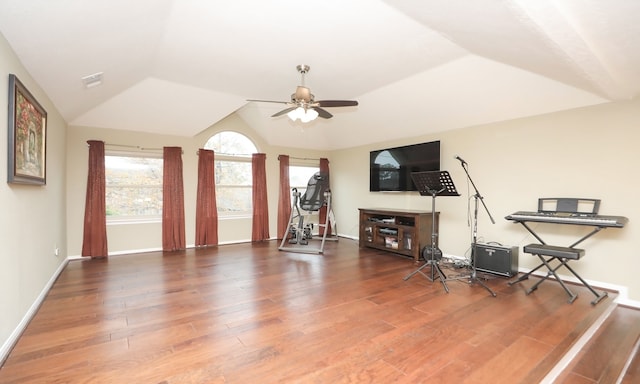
[67,241,258,260]
[0,258,69,365]
[68,247,164,260]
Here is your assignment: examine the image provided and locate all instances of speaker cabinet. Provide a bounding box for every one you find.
[475,243,518,277]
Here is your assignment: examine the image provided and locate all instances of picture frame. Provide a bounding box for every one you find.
[8,74,47,185]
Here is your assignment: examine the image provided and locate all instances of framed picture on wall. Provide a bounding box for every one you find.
[7,74,47,185]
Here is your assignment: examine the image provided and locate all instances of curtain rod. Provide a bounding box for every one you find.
[198,152,318,162]
[201,151,252,157]
[103,143,138,149]
[102,143,182,154]
[99,145,316,160]
[279,155,321,161]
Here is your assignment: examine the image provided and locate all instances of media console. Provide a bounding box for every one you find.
[359,208,439,261]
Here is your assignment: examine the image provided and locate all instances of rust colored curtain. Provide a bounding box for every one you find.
[251,153,270,241]
[319,157,331,236]
[277,155,291,239]
[162,147,186,251]
[81,140,108,257]
[195,149,218,247]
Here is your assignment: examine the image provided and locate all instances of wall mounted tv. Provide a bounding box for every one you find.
[370,140,440,192]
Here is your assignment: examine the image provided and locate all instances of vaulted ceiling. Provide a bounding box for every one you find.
[1,1,638,150]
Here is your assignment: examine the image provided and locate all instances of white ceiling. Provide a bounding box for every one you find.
[0,0,638,150]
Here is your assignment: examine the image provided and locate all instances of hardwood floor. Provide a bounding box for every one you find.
[555,305,640,383]
[0,239,635,383]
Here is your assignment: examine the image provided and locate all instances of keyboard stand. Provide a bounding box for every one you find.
[507,220,609,305]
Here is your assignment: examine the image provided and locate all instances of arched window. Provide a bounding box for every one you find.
[204,131,258,217]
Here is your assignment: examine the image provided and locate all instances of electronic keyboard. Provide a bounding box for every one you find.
[505,211,628,228]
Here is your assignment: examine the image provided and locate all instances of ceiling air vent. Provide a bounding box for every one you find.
[81,72,104,88]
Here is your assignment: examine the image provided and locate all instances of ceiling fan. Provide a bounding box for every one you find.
[248,65,358,122]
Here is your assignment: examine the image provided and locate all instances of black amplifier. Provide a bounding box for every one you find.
[474,243,519,277]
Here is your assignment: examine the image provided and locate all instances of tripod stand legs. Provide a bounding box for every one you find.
[403,259,449,293]
[431,258,496,297]
[466,268,497,297]
[404,257,497,296]
[402,186,450,293]
[445,246,497,297]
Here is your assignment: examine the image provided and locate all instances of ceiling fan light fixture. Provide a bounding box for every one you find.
[287,107,303,121]
[287,107,318,122]
[302,108,318,122]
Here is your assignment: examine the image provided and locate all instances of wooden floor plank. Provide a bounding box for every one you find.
[0,239,632,383]
[555,305,640,383]
[621,342,640,384]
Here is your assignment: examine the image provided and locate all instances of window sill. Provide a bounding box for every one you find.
[219,214,252,220]
[107,218,162,225]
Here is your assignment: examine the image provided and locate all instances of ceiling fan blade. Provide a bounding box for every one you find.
[247,99,289,105]
[316,100,359,108]
[271,106,297,117]
[313,107,333,119]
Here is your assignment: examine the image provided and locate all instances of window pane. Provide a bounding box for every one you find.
[204,131,257,216]
[105,156,163,219]
[290,166,320,188]
[215,160,251,185]
[107,186,163,216]
[216,186,252,214]
[204,131,257,156]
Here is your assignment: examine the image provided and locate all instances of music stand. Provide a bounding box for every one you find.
[403,171,459,293]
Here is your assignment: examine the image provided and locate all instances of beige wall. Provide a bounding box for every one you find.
[332,100,640,302]
[0,33,67,356]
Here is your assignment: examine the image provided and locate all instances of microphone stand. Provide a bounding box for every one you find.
[457,159,497,297]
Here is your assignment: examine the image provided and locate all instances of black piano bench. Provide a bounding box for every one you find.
[509,243,607,305]
[523,244,584,260]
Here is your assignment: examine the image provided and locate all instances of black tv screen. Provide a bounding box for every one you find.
[370,140,440,192]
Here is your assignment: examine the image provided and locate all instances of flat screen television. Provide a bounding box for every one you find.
[370,140,440,192]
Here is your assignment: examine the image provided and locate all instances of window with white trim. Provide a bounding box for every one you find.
[105,154,163,223]
[204,131,258,217]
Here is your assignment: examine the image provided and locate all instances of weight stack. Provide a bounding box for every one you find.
[474,243,518,277]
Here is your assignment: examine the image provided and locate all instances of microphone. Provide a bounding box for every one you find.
[454,155,467,165]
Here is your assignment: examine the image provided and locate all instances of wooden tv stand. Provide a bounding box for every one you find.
[359,208,439,261]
